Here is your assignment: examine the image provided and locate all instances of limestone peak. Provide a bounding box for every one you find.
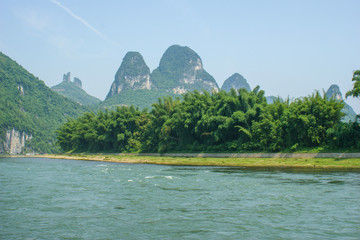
[106,51,151,99]
[221,73,251,92]
[151,45,219,93]
[326,84,342,100]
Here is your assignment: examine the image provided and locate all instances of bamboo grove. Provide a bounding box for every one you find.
[57,85,360,153]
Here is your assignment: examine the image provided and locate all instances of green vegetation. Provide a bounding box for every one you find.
[105,52,151,100]
[58,86,359,153]
[346,70,360,99]
[221,73,251,92]
[341,104,358,122]
[0,52,89,153]
[325,84,357,122]
[102,89,181,110]
[115,52,150,80]
[151,45,219,91]
[41,154,360,170]
[51,81,101,107]
[57,106,150,153]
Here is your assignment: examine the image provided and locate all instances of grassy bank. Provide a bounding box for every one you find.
[37,154,360,170]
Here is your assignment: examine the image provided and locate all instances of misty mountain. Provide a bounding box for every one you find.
[52,72,101,106]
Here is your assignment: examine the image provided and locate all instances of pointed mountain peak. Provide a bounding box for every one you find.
[52,74,100,106]
[158,45,203,72]
[106,51,151,99]
[63,72,71,83]
[326,84,342,100]
[151,44,219,93]
[221,73,251,92]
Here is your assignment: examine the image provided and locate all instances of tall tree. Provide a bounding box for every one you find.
[346,70,360,98]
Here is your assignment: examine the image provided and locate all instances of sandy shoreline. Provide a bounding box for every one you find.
[8,154,358,170]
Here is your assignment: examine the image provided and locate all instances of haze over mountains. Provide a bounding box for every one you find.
[221,73,251,92]
[325,84,357,122]
[51,72,101,106]
[102,45,219,109]
[0,44,358,154]
[49,44,358,116]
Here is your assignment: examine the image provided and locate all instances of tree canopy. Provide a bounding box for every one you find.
[0,52,88,153]
[346,70,360,98]
[57,87,359,153]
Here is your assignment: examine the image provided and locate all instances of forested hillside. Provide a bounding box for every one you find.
[58,87,360,153]
[0,52,89,153]
[2,49,358,154]
[52,81,101,107]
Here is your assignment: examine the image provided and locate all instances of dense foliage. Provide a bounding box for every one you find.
[0,52,89,153]
[102,89,180,110]
[58,87,359,153]
[58,107,150,152]
[346,70,360,99]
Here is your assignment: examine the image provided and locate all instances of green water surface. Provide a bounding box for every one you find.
[1,157,359,239]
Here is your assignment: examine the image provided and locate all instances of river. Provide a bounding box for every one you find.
[1,157,359,239]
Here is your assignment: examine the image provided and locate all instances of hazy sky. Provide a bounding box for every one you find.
[1,0,359,113]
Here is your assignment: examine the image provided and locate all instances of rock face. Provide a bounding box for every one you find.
[102,45,219,109]
[106,52,151,99]
[221,73,251,92]
[0,129,32,154]
[73,77,82,88]
[61,72,82,88]
[0,52,88,154]
[325,84,357,122]
[325,84,342,100]
[63,72,71,83]
[151,45,219,93]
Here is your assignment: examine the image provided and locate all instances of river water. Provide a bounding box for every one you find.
[1,157,359,239]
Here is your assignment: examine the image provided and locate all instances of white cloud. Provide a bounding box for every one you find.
[49,0,119,47]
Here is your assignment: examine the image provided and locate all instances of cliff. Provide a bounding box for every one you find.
[0,128,32,154]
[103,45,219,109]
[0,52,88,154]
[106,52,151,99]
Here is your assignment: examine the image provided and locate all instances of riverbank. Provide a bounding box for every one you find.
[29,154,360,170]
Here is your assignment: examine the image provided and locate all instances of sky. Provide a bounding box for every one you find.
[1,0,359,113]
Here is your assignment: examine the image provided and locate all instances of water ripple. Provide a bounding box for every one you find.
[1,157,359,239]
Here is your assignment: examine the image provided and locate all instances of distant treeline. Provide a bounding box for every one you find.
[57,87,360,153]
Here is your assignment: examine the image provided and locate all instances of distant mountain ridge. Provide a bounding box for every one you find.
[1,48,358,154]
[52,72,101,106]
[103,45,219,109]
